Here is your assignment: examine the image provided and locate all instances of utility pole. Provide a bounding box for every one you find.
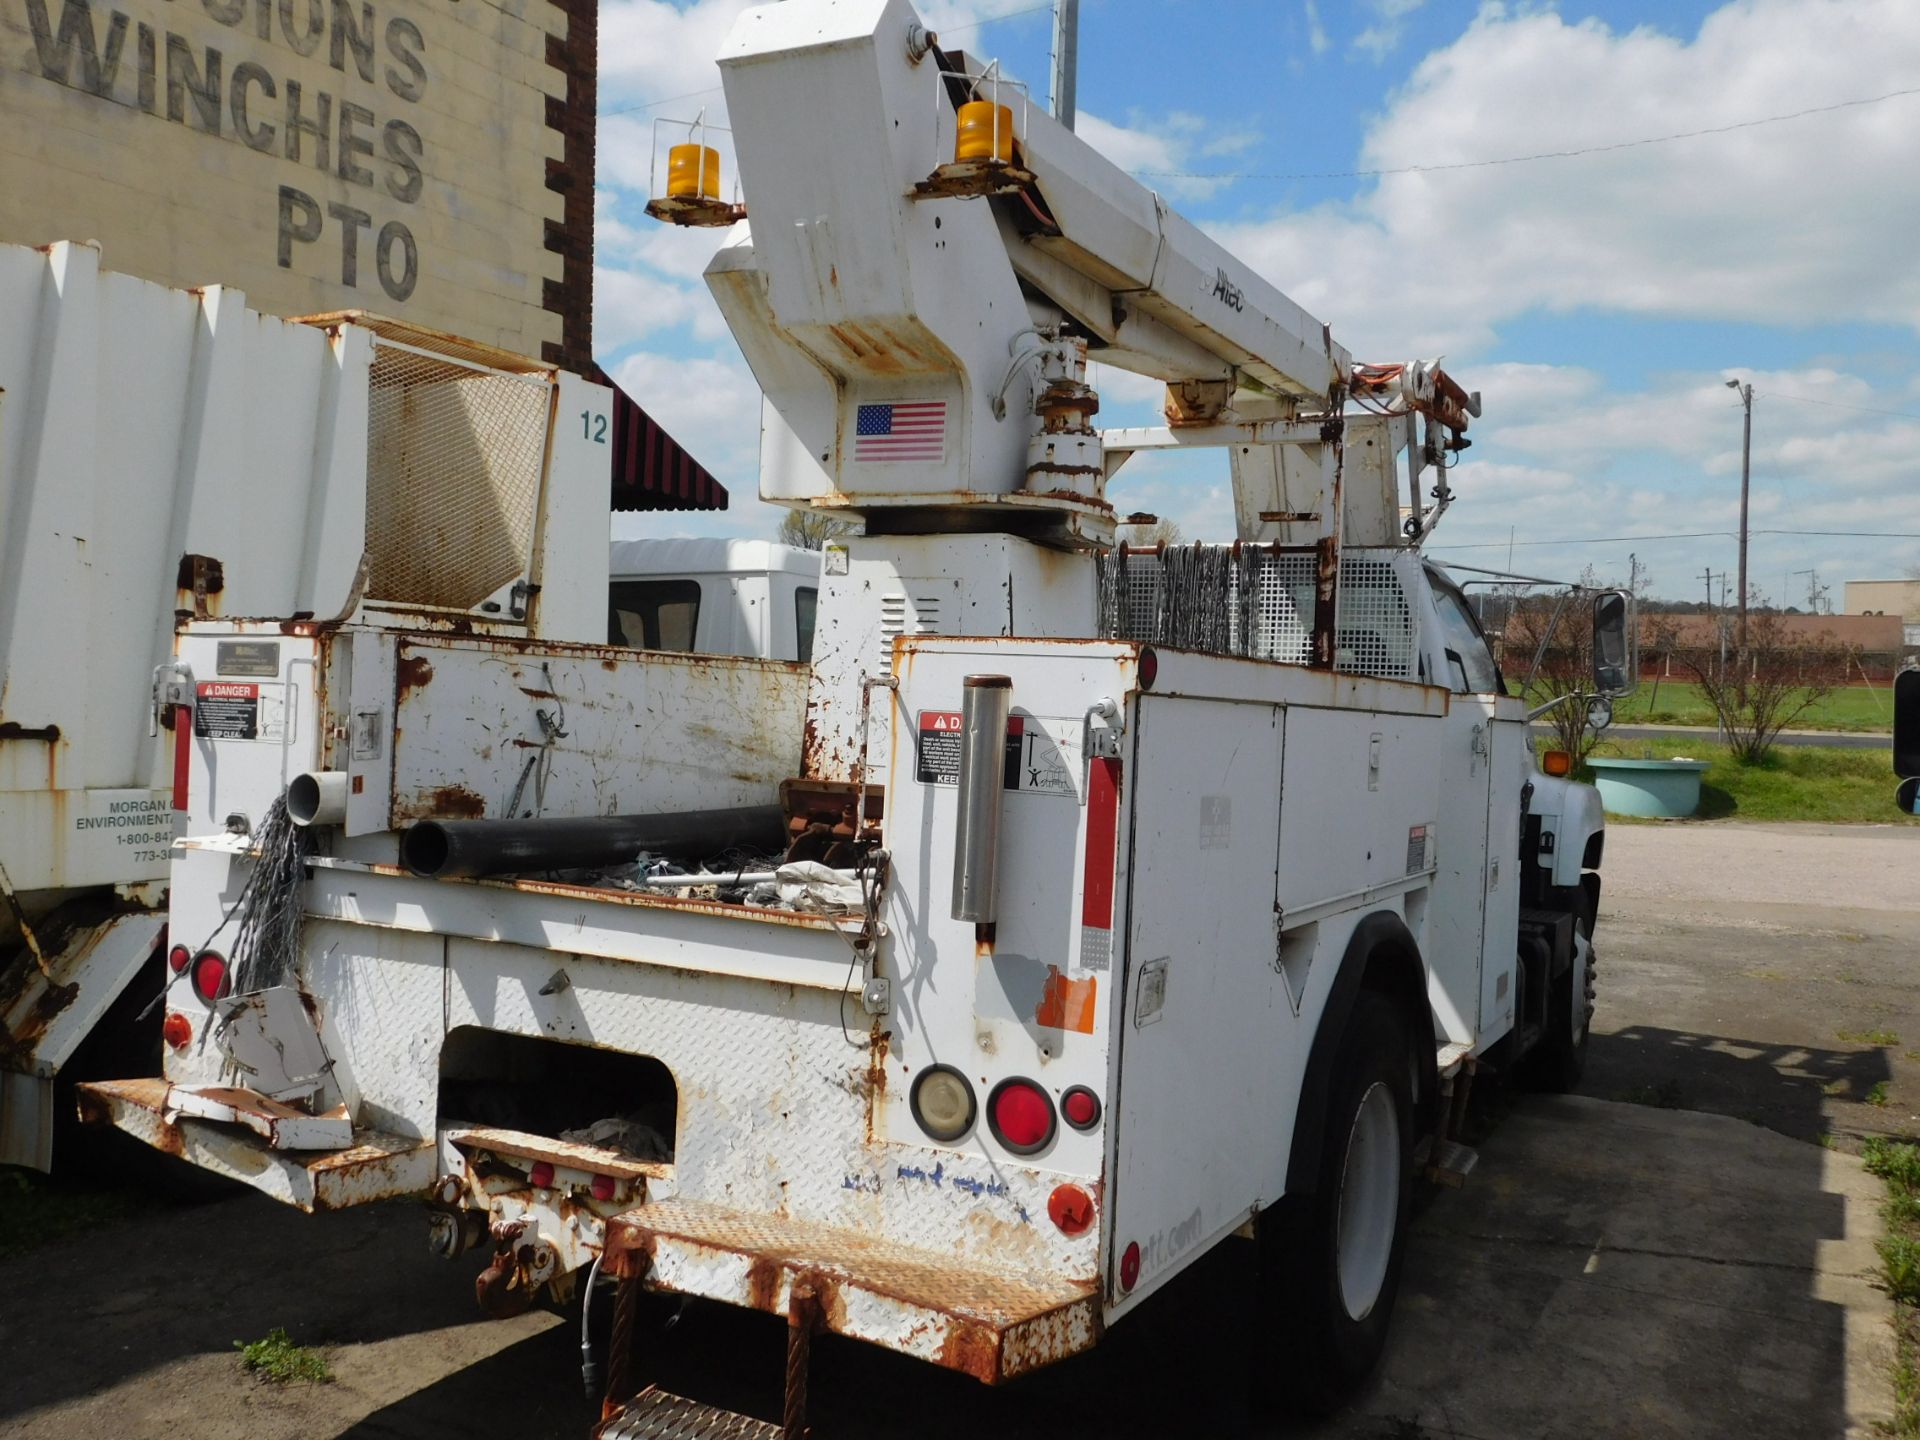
[1725,379,1753,652]
[1050,0,1079,129]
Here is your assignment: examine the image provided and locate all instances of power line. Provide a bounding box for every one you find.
[1135,84,1920,182]
[1429,527,1920,552]
[604,86,722,120]
[1753,389,1920,423]
[601,2,1053,118]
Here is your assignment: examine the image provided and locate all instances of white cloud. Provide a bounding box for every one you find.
[1304,0,1330,56]
[1427,358,1920,599]
[1078,110,1260,202]
[1208,0,1920,359]
[1353,0,1428,60]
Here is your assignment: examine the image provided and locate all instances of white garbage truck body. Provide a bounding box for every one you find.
[0,240,616,1167]
[87,0,1620,1426]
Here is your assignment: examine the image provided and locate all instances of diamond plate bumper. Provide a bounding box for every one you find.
[605,1196,1101,1384]
[598,1388,781,1440]
[76,1077,435,1210]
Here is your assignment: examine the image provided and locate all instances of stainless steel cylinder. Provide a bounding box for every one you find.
[951,675,1012,923]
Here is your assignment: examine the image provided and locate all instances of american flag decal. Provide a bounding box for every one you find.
[853,400,947,463]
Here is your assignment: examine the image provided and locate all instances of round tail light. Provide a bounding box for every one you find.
[162,1012,194,1049]
[1061,1086,1102,1131]
[1047,1184,1095,1236]
[987,1077,1056,1155]
[528,1161,555,1188]
[167,944,191,974]
[910,1064,977,1143]
[1118,1240,1141,1294]
[591,1174,617,1201]
[189,950,230,1004]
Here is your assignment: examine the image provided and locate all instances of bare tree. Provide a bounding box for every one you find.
[1669,609,1846,763]
[1503,591,1609,765]
[777,509,853,550]
[1119,516,1183,548]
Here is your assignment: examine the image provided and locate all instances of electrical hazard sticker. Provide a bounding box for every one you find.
[915,712,1079,799]
[1407,823,1434,874]
[194,682,259,740]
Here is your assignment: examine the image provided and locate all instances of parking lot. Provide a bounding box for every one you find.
[2,822,1912,1439]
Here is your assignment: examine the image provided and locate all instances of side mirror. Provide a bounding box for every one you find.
[1895,669,1920,780]
[1898,777,1920,816]
[1591,592,1632,697]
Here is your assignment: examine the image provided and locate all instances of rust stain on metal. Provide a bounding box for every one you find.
[937,1320,1004,1384]
[395,653,435,698]
[973,922,996,958]
[745,1254,782,1313]
[0,721,60,743]
[421,784,486,819]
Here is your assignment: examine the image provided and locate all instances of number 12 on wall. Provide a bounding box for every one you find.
[581,411,608,443]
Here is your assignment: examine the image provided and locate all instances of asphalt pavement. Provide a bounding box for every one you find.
[3,823,1913,1439]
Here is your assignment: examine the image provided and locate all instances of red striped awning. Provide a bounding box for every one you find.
[606,381,729,512]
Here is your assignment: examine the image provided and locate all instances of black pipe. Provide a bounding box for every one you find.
[402,806,788,880]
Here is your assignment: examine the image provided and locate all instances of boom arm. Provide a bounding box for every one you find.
[701,0,1470,566]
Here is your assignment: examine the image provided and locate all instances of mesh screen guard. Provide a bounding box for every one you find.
[363,340,552,612]
[1097,545,1418,680]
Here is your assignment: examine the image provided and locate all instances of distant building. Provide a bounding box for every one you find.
[1842,579,1920,649]
[1638,611,1907,680]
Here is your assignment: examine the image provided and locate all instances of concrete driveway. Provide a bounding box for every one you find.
[2,822,1912,1439]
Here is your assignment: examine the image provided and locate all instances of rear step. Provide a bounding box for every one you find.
[604,1196,1099,1384]
[599,1387,781,1440]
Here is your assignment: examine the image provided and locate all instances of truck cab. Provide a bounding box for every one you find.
[608,539,820,661]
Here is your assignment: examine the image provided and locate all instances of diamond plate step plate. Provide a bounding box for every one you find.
[605,1196,1100,1384]
[599,1387,781,1440]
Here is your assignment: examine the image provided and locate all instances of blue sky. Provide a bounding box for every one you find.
[596,0,1920,605]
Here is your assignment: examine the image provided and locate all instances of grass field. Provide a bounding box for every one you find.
[1587,735,1917,824]
[1603,681,1895,733]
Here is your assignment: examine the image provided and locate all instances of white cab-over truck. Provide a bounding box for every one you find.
[85,2,1627,1429]
[0,237,803,1172]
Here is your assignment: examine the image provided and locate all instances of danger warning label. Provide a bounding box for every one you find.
[194,682,260,740]
[915,712,1078,799]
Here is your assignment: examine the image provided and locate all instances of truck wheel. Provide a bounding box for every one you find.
[1260,991,1414,1415]
[1533,914,1594,1094]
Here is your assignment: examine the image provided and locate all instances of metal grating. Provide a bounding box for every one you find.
[601,1388,781,1440]
[1099,545,1416,680]
[363,340,551,612]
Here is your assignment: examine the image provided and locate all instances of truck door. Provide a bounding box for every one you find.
[1421,573,1510,1046]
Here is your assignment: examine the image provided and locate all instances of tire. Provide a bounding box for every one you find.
[1533,905,1595,1094]
[1259,990,1415,1416]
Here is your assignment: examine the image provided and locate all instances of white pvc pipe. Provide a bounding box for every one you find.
[287,771,349,827]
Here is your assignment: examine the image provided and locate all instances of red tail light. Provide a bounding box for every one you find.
[528,1161,555,1188]
[591,1174,617,1201]
[1118,1240,1141,1294]
[189,951,230,1004]
[1060,1086,1102,1131]
[162,1012,193,1049]
[167,944,191,974]
[987,1077,1056,1155]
